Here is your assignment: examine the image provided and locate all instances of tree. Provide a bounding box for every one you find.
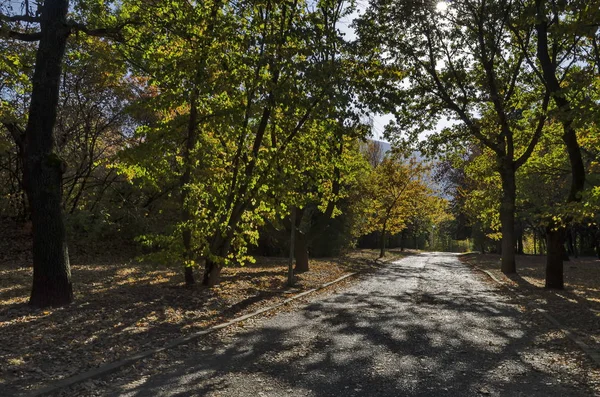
[512,0,598,288]
[364,153,431,258]
[0,0,132,307]
[356,0,550,273]
[118,0,362,286]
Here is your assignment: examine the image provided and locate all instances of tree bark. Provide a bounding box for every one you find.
[536,0,585,289]
[291,207,309,272]
[202,259,222,287]
[294,230,309,272]
[516,221,524,255]
[184,266,195,285]
[288,207,296,286]
[26,0,73,307]
[180,89,199,286]
[400,230,405,252]
[545,226,565,289]
[379,223,387,258]
[499,161,517,274]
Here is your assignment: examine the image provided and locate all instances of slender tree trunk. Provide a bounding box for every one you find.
[180,89,199,286]
[541,231,546,255]
[533,231,537,255]
[292,207,309,272]
[27,0,73,307]
[566,228,575,257]
[545,226,565,289]
[516,221,524,255]
[573,229,578,258]
[288,207,296,286]
[499,161,517,274]
[400,230,405,252]
[379,223,387,258]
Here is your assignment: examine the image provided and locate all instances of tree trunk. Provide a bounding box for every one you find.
[536,1,585,288]
[499,161,517,274]
[516,221,524,255]
[379,224,387,258]
[26,0,73,307]
[288,208,296,286]
[294,230,309,272]
[545,226,565,289]
[573,229,578,258]
[180,89,199,286]
[400,230,405,252]
[184,266,195,285]
[203,259,222,287]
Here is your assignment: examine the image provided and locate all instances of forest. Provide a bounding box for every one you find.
[1,0,600,394]
[1,0,599,306]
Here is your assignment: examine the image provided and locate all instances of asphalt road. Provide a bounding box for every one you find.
[110,252,592,397]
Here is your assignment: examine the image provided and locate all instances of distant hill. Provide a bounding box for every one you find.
[371,139,391,154]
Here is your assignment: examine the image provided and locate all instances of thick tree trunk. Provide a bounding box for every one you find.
[184,266,195,285]
[545,226,565,289]
[536,1,585,288]
[27,0,73,307]
[289,207,308,272]
[499,161,517,274]
[203,259,222,287]
[294,230,309,272]
[203,233,231,287]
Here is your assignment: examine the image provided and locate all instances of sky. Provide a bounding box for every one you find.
[337,2,391,141]
[339,1,457,143]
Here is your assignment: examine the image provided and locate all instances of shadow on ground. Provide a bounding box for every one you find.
[109,253,594,397]
[460,253,600,350]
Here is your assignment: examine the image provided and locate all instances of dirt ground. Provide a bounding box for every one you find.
[459,253,600,355]
[0,222,406,396]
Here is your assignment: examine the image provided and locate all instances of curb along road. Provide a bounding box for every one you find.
[25,272,360,397]
[472,262,600,368]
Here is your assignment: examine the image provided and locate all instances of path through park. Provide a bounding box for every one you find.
[104,253,594,397]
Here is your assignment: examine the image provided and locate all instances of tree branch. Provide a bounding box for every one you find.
[2,29,42,41]
[66,19,140,40]
[514,92,549,169]
[0,12,40,23]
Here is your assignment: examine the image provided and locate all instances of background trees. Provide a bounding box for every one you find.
[356,0,600,288]
[364,154,433,258]
[1,0,597,306]
[356,0,552,274]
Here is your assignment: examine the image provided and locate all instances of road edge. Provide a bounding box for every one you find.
[466,258,600,367]
[24,272,360,397]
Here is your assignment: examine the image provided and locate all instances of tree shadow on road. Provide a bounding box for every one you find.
[109,255,596,397]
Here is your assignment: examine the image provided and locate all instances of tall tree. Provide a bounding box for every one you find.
[119,0,361,286]
[515,0,597,288]
[1,0,131,306]
[1,0,74,307]
[356,0,550,273]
